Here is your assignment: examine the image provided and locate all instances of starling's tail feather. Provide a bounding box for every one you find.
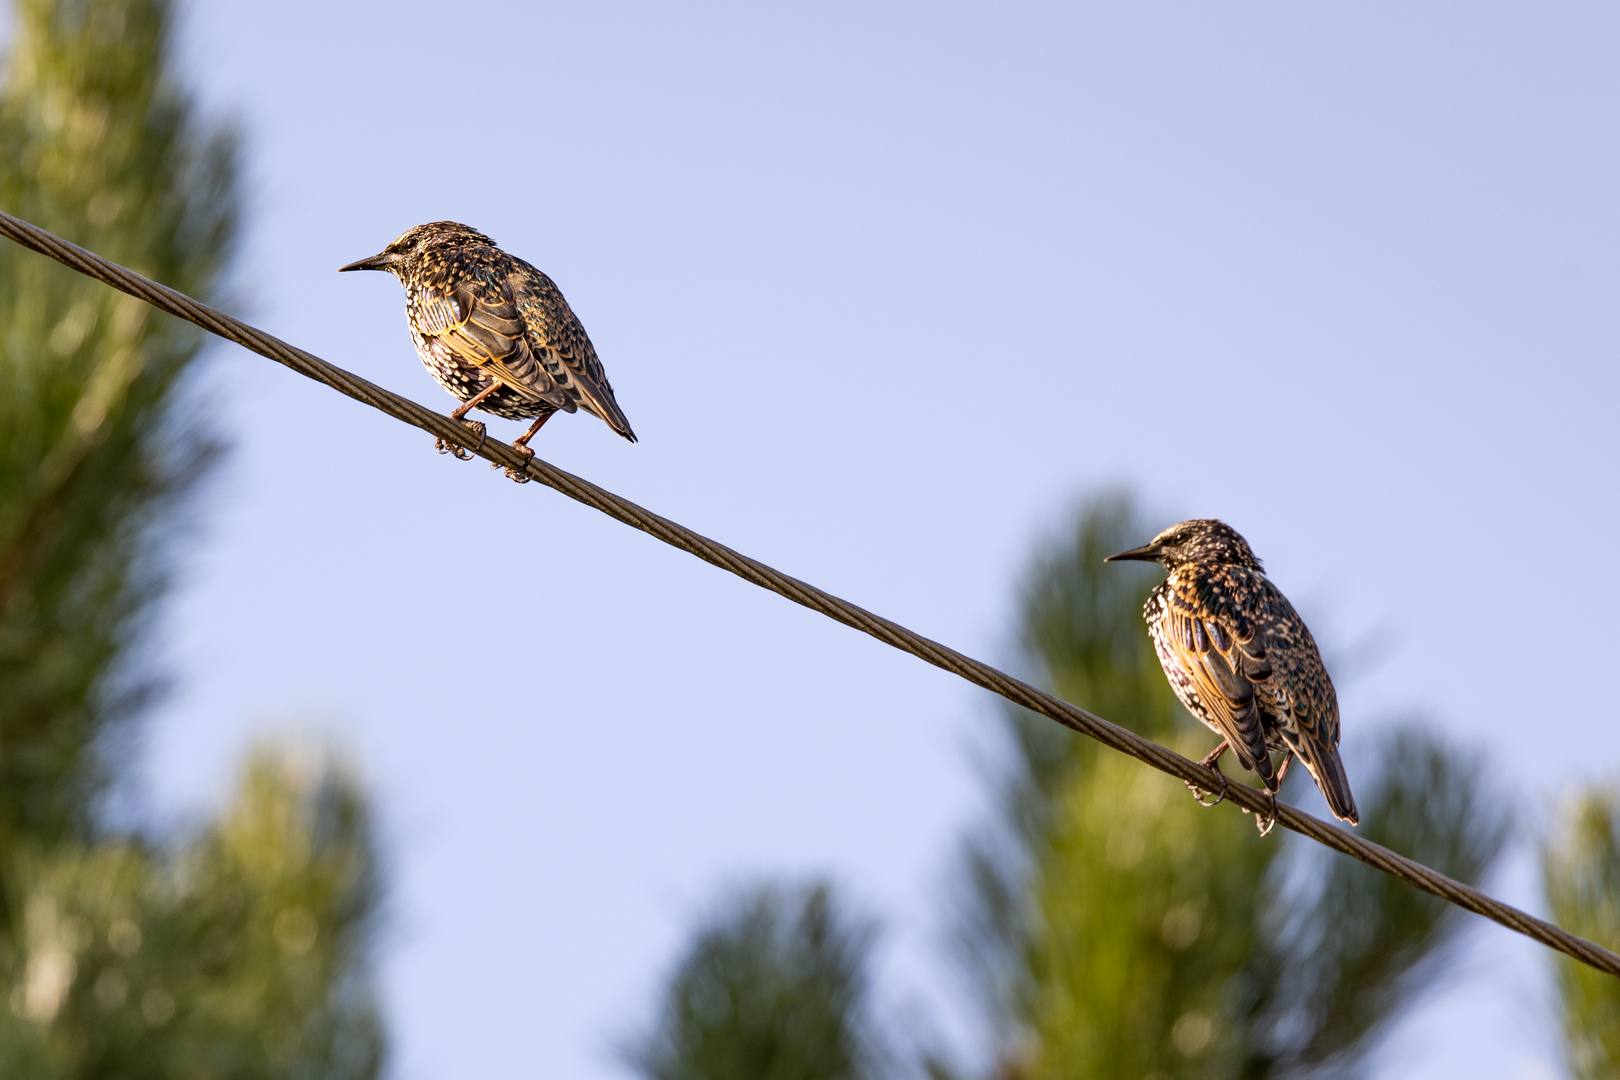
[581,386,637,443]
[1304,744,1359,825]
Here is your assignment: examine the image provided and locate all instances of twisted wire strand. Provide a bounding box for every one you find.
[3,206,1614,977]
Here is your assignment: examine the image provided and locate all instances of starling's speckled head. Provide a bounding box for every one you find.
[1105,519,1264,572]
[338,221,497,277]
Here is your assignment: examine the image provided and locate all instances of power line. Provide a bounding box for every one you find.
[3,206,1614,978]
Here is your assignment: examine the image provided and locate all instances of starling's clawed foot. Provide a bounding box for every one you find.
[435,436,473,460]
[1185,740,1230,806]
[1186,775,1228,807]
[1245,792,1280,837]
[497,442,534,483]
[434,420,485,461]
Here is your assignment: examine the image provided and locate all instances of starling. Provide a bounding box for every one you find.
[340,222,635,459]
[1107,519,1359,828]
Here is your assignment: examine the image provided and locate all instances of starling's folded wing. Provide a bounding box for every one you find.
[1163,576,1278,791]
[1254,584,1337,743]
[1255,583,1359,823]
[411,281,573,410]
[508,263,637,442]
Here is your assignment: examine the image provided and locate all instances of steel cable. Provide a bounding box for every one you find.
[3,207,1614,977]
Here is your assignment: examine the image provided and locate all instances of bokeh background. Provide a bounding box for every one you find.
[4,1,1620,1078]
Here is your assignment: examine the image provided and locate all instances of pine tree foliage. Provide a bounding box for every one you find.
[0,744,384,1079]
[628,881,887,1080]
[0,0,236,850]
[1544,788,1620,1080]
[953,494,1508,1080]
[0,2,387,1076]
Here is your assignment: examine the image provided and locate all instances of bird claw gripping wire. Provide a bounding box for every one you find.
[495,444,535,483]
[436,437,473,460]
[435,420,487,460]
[1242,795,1280,837]
[1185,774,1228,808]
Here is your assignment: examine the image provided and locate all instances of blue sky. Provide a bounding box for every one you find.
[51,1,1620,1076]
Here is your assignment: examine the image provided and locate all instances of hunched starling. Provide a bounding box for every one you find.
[1107,519,1359,829]
[340,222,636,459]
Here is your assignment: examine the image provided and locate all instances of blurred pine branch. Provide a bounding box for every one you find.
[1546,788,1620,1080]
[626,880,889,1080]
[0,2,385,1076]
[0,0,236,852]
[0,743,384,1077]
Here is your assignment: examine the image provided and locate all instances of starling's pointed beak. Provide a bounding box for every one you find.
[339,251,393,273]
[1105,543,1162,563]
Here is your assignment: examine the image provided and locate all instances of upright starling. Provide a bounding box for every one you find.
[1107,519,1359,828]
[340,222,636,458]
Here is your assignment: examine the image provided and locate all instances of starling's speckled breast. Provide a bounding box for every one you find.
[403,246,560,421]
